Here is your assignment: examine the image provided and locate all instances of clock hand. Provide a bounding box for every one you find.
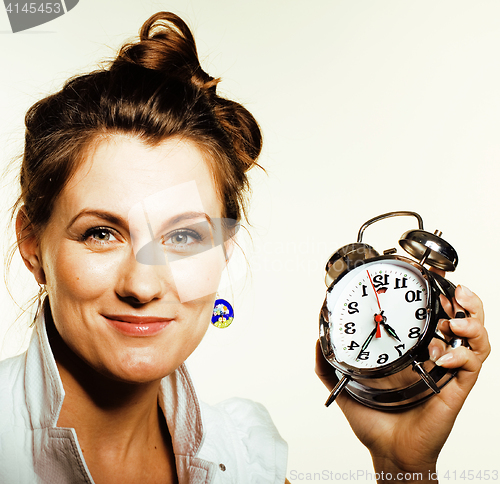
[380,321,401,342]
[374,313,383,339]
[356,327,377,360]
[366,270,382,312]
[367,270,383,338]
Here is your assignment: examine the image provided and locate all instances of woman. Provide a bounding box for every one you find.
[0,11,489,484]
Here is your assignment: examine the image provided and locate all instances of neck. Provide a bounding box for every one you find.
[45,311,168,459]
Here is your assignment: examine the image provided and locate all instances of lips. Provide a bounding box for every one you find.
[103,314,173,336]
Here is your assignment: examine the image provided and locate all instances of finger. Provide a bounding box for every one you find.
[439,293,454,319]
[435,346,482,374]
[437,317,454,338]
[439,293,467,321]
[432,345,489,404]
[454,285,485,323]
[429,336,447,362]
[437,316,490,361]
[448,317,491,362]
[434,345,483,397]
[437,314,467,338]
[438,285,484,323]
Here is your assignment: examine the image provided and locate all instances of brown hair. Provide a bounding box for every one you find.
[15,11,262,238]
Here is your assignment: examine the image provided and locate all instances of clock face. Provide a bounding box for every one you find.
[325,258,430,371]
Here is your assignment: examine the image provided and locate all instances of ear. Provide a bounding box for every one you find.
[223,237,235,263]
[223,219,241,264]
[16,208,46,285]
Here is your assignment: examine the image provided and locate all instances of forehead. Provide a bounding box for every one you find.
[59,135,221,218]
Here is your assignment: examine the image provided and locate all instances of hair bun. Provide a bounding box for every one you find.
[116,11,218,92]
[115,11,261,171]
[213,97,262,172]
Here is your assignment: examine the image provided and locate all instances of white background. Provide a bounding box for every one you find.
[1,1,498,482]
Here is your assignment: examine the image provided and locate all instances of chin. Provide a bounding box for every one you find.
[102,351,182,384]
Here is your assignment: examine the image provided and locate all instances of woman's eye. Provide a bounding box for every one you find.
[162,230,201,249]
[171,233,189,245]
[82,227,118,245]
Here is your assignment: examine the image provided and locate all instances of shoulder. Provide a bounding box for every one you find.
[198,397,288,484]
[0,353,38,482]
[0,353,28,422]
[210,397,285,447]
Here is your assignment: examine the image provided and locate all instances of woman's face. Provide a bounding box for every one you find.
[34,135,228,383]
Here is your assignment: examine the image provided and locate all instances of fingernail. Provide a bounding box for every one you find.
[455,311,466,319]
[459,285,473,297]
[429,347,441,362]
[450,318,467,330]
[435,353,453,366]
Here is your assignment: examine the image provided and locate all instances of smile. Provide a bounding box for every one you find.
[103,314,173,336]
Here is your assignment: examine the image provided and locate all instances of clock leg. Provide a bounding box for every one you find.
[325,375,351,407]
[412,361,440,394]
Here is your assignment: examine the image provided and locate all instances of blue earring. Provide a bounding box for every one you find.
[212,298,234,328]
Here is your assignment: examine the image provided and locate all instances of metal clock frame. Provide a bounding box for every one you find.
[319,211,467,410]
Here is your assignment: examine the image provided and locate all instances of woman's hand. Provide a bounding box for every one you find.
[315,285,490,482]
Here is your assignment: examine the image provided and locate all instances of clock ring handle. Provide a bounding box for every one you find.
[357,211,424,243]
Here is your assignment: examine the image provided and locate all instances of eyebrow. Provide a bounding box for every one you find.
[152,211,216,244]
[166,211,215,230]
[67,210,128,230]
[67,209,214,232]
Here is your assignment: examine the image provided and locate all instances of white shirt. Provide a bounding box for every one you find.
[0,313,287,483]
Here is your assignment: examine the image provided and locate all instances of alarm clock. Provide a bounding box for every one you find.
[319,211,468,410]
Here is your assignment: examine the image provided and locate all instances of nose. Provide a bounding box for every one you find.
[116,248,178,305]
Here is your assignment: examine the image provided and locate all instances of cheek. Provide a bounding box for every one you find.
[180,296,214,350]
[45,243,119,303]
[169,246,226,303]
